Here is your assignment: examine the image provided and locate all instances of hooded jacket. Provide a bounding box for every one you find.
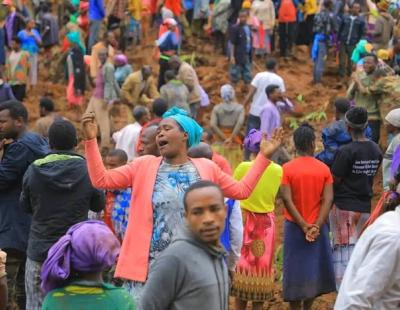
[139,226,229,310]
[20,152,105,262]
[0,132,49,252]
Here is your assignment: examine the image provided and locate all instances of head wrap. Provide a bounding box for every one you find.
[114,54,128,66]
[242,0,252,9]
[164,17,177,26]
[163,107,203,148]
[351,39,373,64]
[377,49,390,60]
[344,111,368,130]
[385,108,400,128]
[66,31,86,54]
[243,129,263,153]
[41,220,120,294]
[220,84,235,103]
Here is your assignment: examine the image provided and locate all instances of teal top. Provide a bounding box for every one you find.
[42,281,136,310]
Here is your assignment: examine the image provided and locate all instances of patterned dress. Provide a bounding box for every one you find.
[125,161,200,302]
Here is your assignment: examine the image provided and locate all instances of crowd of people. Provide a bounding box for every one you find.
[1,0,400,309]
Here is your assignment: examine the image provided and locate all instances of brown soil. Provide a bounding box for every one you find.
[25,34,384,309]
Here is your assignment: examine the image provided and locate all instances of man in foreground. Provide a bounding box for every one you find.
[139,180,229,310]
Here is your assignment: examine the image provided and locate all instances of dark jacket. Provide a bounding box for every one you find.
[0,83,16,103]
[316,119,372,166]
[229,23,253,65]
[0,132,49,252]
[338,14,365,46]
[140,226,229,310]
[20,152,105,262]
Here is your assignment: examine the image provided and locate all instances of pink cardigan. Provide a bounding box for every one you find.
[85,139,270,281]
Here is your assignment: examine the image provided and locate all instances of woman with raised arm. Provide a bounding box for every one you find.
[82,107,283,302]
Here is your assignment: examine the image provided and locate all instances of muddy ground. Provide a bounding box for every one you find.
[24,33,385,309]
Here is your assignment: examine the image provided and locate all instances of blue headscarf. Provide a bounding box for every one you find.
[163,107,203,148]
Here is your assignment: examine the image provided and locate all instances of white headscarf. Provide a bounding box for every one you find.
[220,84,235,103]
[385,108,400,128]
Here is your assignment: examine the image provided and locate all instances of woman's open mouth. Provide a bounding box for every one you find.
[158,140,169,149]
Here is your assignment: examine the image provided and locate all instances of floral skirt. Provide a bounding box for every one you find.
[232,211,275,301]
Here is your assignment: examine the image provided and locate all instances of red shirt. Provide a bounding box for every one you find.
[282,156,333,224]
[212,152,233,175]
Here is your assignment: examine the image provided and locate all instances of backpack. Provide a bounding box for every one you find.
[278,0,297,23]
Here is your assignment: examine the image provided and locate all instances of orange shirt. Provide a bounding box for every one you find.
[164,0,182,16]
[282,156,333,224]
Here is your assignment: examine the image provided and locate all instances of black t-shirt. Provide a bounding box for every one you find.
[331,140,382,213]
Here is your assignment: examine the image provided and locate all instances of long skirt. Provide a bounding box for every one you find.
[66,75,84,106]
[283,220,336,302]
[329,205,370,289]
[212,128,243,171]
[232,211,275,301]
[253,27,272,55]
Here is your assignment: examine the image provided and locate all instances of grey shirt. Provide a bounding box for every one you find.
[139,227,229,310]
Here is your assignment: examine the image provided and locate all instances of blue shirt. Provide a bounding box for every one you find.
[17,29,41,54]
[89,0,105,21]
[184,0,194,10]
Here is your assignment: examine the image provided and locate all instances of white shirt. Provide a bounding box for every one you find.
[250,71,286,117]
[335,207,400,310]
[226,199,243,271]
[112,122,142,161]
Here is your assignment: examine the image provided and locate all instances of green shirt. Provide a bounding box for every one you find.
[42,281,136,310]
[347,71,380,120]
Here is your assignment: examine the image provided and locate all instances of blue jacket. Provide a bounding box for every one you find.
[0,132,49,252]
[89,0,105,21]
[316,119,372,166]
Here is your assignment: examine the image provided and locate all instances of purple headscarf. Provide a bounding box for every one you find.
[243,129,263,154]
[114,54,128,66]
[40,220,120,294]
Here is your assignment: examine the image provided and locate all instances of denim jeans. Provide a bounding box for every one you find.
[244,114,261,160]
[88,20,102,53]
[229,61,252,84]
[313,41,327,83]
